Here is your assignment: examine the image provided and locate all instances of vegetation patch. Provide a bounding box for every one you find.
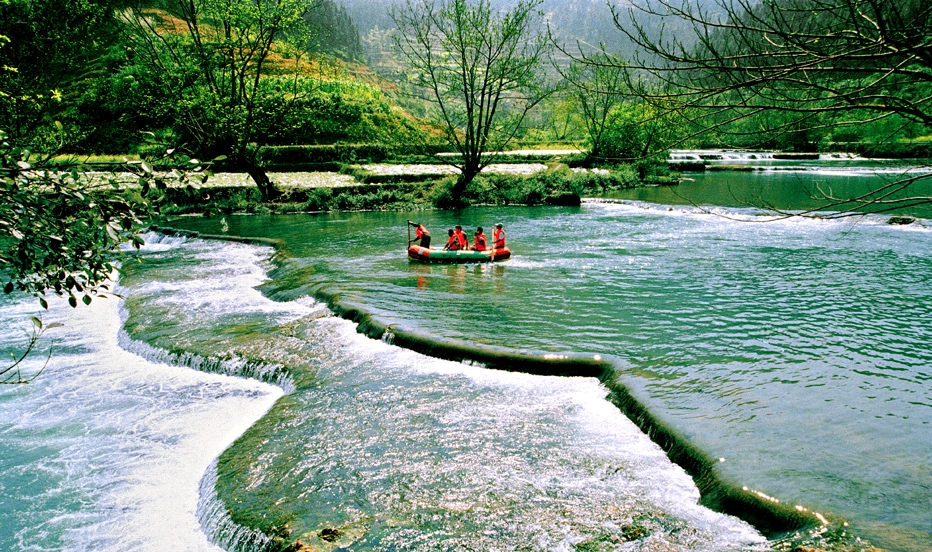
[147,163,645,216]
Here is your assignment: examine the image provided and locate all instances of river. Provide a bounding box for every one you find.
[1,159,930,551]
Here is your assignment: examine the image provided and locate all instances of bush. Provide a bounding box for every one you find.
[569,167,638,194]
[303,187,334,211]
[429,176,458,209]
[339,165,450,184]
[269,89,427,146]
[843,141,932,159]
[454,165,585,207]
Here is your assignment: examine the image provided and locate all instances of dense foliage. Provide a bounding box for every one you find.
[1,0,395,165]
[0,0,125,150]
[0,130,147,307]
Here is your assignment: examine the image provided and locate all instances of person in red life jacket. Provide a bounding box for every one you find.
[471,226,487,251]
[493,223,506,249]
[408,221,431,248]
[443,228,461,250]
[454,225,468,249]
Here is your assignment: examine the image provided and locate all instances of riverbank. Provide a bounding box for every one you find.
[148,163,660,217]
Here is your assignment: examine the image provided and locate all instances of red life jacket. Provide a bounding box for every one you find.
[446,235,461,250]
[473,233,487,251]
[493,228,506,248]
[455,230,467,248]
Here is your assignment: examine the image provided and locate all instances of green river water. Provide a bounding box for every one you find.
[1,161,929,552]
[138,163,932,551]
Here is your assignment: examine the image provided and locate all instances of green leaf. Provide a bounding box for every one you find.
[82,294,92,305]
[3,282,13,294]
[30,316,42,329]
[39,297,48,309]
[68,295,77,308]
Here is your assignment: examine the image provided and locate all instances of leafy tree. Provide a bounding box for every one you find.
[599,0,932,214]
[520,92,586,145]
[0,8,197,382]
[0,124,152,385]
[561,54,628,161]
[391,0,553,204]
[0,122,207,382]
[0,0,126,149]
[0,5,151,314]
[0,128,151,309]
[65,44,181,154]
[599,101,682,163]
[124,0,318,201]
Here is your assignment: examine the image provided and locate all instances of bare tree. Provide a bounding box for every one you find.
[391,0,553,204]
[591,0,932,215]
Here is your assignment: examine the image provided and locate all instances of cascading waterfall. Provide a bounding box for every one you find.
[669,149,780,162]
[667,149,863,162]
[116,323,296,393]
[0,265,283,551]
[197,460,279,552]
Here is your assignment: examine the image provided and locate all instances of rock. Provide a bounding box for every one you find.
[620,524,648,540]
[281,540,312,552]
[887,216,916,225]
[319,527,343,542]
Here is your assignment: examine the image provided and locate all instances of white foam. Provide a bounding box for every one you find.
[585,198,930,230]
[0,289,282,551]
[308,318,766,548]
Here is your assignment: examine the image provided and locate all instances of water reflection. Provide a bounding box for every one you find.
[409,262,507,294]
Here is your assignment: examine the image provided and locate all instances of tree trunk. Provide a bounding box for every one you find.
[450,165,481,207]
[243,161,279,202]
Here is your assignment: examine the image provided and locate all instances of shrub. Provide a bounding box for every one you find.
[260,144,392,165]
[303,187,334,211]
[570,167,638,194]
[455,165,585,206]
[429,176,458,209]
